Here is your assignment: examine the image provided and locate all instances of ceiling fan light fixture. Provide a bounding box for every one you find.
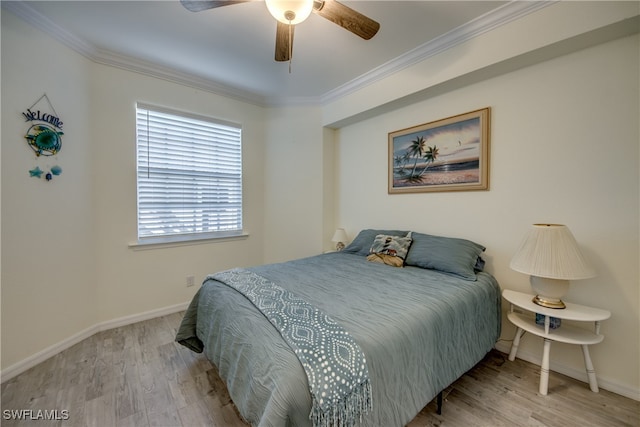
[265,0,314,25]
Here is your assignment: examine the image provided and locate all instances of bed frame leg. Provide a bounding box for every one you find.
[436,391,443,415]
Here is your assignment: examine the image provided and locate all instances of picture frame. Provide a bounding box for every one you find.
[388,107,490,194]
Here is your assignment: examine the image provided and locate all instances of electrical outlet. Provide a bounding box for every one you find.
[186,275,195,287]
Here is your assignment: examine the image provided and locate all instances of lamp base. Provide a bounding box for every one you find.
[532,295,566,309]
[530,276,570,309]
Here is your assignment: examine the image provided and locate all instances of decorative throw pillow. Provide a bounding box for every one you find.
[404,232,485,280]
[366,232,413,267]
[366,253,405,268]
[343,229,409,256]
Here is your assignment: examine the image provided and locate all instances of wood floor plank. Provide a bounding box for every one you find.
[2,312,638,426]
[454,373,533,424]
[84,392,116,427]
[114,358,145,421]
[145,406,182,427]
[177,396,217,426]
[167,363,202,411]
[115,409,148,427]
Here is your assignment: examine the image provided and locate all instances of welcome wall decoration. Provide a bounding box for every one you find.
[23,94,64,181]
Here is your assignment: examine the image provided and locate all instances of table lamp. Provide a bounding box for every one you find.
[331,228,348,251]
[510,224,595,309]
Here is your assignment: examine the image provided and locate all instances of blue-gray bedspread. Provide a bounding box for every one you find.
[210,268,372,427]
[176,252,501,426]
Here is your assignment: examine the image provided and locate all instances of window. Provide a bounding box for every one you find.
[136,104,242,243]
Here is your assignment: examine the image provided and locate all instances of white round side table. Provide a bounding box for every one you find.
[502,289,611,396]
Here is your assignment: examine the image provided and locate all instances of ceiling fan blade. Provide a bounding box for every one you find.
[275,21,293,62]
[313,0,379,40]
[180,0,250,13]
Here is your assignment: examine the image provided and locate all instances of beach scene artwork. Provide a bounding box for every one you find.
[388,108,490,193]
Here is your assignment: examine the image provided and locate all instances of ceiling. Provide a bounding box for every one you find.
[5,1,524,105]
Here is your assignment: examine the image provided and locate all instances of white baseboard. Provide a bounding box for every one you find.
[494,341,640,401]
[0,301,190,384]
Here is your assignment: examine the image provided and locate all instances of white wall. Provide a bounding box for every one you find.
[263,106,327,263]
[1,9,96,370]
[1,10,266,371]
[332,34,639,398]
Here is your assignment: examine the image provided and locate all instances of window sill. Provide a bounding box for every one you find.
[129,231,249,251]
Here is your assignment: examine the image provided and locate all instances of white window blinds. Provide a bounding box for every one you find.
[136,104,242,241]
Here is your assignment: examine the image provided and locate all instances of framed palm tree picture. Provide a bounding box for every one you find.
[388,107,490,194]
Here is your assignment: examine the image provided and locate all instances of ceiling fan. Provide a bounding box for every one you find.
[180,0,380,64]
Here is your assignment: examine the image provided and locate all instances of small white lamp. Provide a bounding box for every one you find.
[331,228,348,251]
[510,224,595,309]
[265,0,314,24]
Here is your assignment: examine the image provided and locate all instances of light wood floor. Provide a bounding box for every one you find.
[2,312,638,426]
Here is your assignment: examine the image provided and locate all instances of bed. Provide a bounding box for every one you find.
[176,229,501,426]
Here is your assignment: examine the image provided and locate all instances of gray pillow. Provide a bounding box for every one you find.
[405,232,485,281]
[342,229,408,256]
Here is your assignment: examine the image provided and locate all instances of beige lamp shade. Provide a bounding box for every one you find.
[510,224,595,309]
[510,224,595,280]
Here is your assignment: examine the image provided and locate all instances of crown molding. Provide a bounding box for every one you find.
[320,0,556,105]
[91,47,269,106]
[2,0,269,106]
[3,0,554,108]
[3,0,98,58]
